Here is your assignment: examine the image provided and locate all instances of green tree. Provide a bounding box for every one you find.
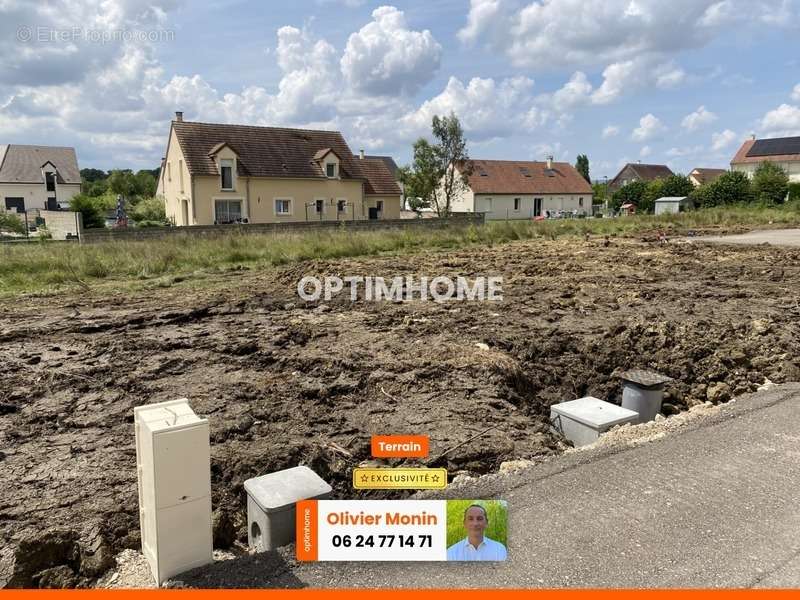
[134,170,158,199]
[640,179,665,214]
[575,155,590,183]
[592,182,608,203]
[107,169,137,198]
[399,139,439,211]
[611,180,648,210]
[431,113,471,217]
[84,178,109,197]
[80,168,107,182]
[713,171,753,205]
[752,161,789,204]
[0,212,26,235]
[660,174,695,198]
[69,194,106,229]
[130,196,167,225]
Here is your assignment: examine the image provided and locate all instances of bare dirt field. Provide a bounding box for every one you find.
[2,235,800,587]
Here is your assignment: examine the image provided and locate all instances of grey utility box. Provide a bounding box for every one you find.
[619,369,674,424]
[550,396,639,447]
[245,466,332,552]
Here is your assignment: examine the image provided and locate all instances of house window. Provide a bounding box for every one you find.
[326,163,337,178]
[315,199,324,214]
[45,172,56,192]
[167,162,172,182]
[337,199,347,213]
[579,197,584,207]
[214,199,242,224]
[179,160,184,193]
[275,198,291,215]
[376,200,384,212]
[220,159,234,190]
[514,198,521,211]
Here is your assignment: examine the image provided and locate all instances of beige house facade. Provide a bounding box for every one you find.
[449,159,593,220]
[0,145,81,213]
[157,114,401,226]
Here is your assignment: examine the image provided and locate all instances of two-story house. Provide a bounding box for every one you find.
[0,144,81,213]
[156,113,401,226]
[731,135,800,182]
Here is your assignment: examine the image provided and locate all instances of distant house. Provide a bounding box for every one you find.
[731,136,800,182]
[654,196,691,215]
[688,168,727,187]
[608,163,674,193]
[0,144,81,213]
[449,157,593,220]
[156,112,402,226]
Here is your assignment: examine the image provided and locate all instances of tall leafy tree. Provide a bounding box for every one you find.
[660,174,695,198]
[575,155,590,183]
[399,139,440,211]
[611,180,648,210]
[752,161,789,204]
[432,113,471,217]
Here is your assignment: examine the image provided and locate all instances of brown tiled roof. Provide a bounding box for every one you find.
[690,168,727,184]
[731,138,800,165]
[610,163,674,188]
[462,159,593,195]
[365,155,400,179]
[173,121,367,184]
[358,157,401,195]
[0,144,80,184]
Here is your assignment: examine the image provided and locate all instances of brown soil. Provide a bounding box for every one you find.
[2,236,800,587]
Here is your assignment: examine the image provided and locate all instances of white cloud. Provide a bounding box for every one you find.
[760,103,800,137]
[711,129,739,152]
[632,113,667,142]
[681,105,717,131]
[551,71,593,109]
[602,125,620,138]
[640,145,652,158]
[666,145,704,158]
[341,6,442,97]
[792,84,800,102]
[401,75,539,142]
[458,0,799,70]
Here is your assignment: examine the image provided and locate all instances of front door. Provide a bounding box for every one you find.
[181,200,189,226]
[4,197,25,213]
[368,207,379,220]
[46,197,58,210]
[534,197,543,217]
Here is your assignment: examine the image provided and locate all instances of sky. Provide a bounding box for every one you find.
[1,0,800,180]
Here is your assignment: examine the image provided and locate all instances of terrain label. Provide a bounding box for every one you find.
[352,467,447,489]
[371,435,430,458]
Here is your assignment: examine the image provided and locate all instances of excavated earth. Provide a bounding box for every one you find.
[1,235,800,587]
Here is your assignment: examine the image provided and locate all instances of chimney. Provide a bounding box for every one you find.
[175,111,183,122]
[750,133,756,141]
[546,155,553,170]
[359,149,365,160]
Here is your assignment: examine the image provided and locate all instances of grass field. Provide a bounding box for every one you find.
[2,203,799,297]
[445,500,509,548]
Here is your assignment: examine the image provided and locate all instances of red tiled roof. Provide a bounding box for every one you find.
[171,120,398,195]
[358,157,402,195]
[462,159,592,195]
[690,168,727,184]
[731,138,800,165]
[609,163,674,189]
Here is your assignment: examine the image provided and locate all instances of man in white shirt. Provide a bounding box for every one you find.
[446,504,507,561]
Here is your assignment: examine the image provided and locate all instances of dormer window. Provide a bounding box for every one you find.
[326,163,337,178]
[45,172,56,192]
[221,159,234,190]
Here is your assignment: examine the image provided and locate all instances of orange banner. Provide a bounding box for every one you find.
[371,435,429,458]
[295,499,318,562]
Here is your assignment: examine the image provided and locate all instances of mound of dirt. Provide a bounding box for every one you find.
[1,236,799,586]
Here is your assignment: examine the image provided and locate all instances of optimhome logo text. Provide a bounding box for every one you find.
[297,276,503,302]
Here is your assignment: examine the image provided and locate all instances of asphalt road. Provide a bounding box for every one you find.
[181,384,800,589]
[701,228,800,247]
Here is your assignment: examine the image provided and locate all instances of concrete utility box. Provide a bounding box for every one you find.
[245,466,332,552]
[550,396,639,447]
[619,369,674,424]
[134,399,213,586]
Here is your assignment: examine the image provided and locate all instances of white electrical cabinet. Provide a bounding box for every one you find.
[134,399,213,586]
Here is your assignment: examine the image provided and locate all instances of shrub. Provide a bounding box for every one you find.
[0,212,26,234]
[69,194,106,229]
[752,161,789,204]
[131,196,167,225]
[611,180,648,210]
[788,182,800,202]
